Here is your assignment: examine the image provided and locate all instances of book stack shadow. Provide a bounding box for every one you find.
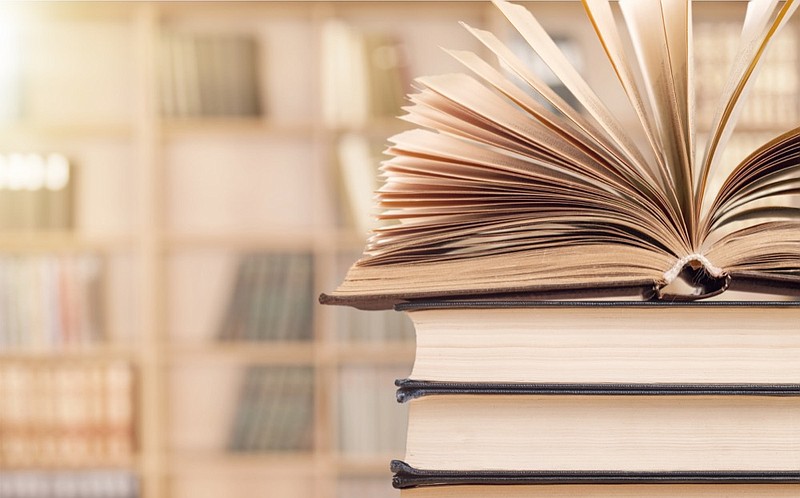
[386,301,800,497]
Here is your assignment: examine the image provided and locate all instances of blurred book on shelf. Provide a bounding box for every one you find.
[335,134,384,235]
[0,470,138,498]
[227,365,314,453]
[694,19,799,206]
[216,253,313,342]
[159,32,262,118]
[695,21,799,130]
[338,366,408,456]
[334,307,414,344]
[321,20,408,127]
[0,361,134,468]
[0,254,104,350]
[0,153,73,232]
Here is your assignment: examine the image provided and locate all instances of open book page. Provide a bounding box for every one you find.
[490,0,661,193]
[325,0,800,308]
[620,0,695,233]
[701,128,800,275]
[443,47,642,187]
[581,0,672,198]
[697,0,799,220]
[405,73,664,209]
[457,23,676,226]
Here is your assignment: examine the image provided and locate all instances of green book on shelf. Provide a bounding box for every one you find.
[322,0,800,310]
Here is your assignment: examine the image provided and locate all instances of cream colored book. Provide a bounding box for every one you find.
[324,0,800,309]
[391,303,800,492]
[399,304,800,385]
[400,395,800,472]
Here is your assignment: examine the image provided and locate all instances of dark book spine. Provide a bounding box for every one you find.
[394,379,800,403]
[390,461,800,489]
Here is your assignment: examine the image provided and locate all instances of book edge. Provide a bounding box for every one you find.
[320,272,800,310]
[390,460,800,489]
[393,379,800,403]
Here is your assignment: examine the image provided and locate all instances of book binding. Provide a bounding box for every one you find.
[394,380,800,403]
[390,461,800,489]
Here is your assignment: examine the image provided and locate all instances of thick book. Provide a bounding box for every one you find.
[397,483,800,498]
[394,393,800,486]
[323,0,800,310]
[397,302,800,384]
[391,301,800,491]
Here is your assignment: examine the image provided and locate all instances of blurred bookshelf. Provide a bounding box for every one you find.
[0,2,797,498]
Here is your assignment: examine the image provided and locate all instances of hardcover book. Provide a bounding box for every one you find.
[323,0,800,309]
[390,301,800,491]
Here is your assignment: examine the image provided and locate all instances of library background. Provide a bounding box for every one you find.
[0,1,795,497]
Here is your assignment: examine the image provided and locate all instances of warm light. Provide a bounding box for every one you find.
[23,153,45,191]
[0,153,70,191]
[0,155,6,189]
[0,5,21,122]
[45,154,70,191]
[6,153,26,191]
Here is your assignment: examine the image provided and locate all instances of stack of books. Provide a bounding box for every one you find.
[324,0,800,496]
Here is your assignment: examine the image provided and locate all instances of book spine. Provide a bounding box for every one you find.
[390,460,800,490]
[394,379,800,403]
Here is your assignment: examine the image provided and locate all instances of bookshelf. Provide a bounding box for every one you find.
[0,2,797,498]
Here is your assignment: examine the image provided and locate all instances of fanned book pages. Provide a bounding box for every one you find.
[323,0,800,309]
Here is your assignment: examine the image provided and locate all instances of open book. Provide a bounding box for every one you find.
[325,0,800,308]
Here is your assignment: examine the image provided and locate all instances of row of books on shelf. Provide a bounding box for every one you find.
[225,365,409,454]
[217,253,314,342]
[158,32,262,118]
[0,154,73,232]
[338,366,407,455]
[694,20,799,128]
[152,18,795,128]
[227,366,314,453]
[0,362,133,468]
[321,21,408,126]
[0,471,137,498]
[0,249,413,350]
[0,255,103,350]
[214,250,415,344]
[334,307,414,344]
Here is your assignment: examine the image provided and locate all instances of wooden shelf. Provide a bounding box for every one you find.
[0,455,139,472]
[333,455,396,476]
[166,232,317,251]
[0,123,133,141]
[330,344,416,365]
[167,452,317,475]
[0,346,136,362]
[0,233,134,252]
[165,230,366,252]
[329,118,411,138]
[165,342,415,366]
[162,118,315,138]
[167,342,316,365]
